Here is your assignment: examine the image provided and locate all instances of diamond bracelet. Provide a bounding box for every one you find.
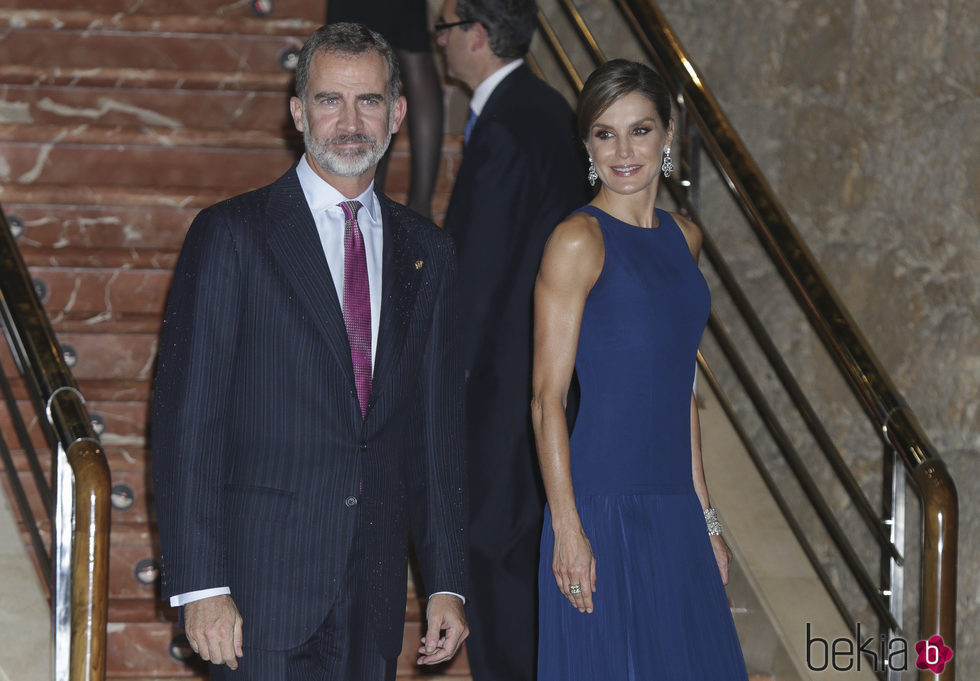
[704,507,722,536]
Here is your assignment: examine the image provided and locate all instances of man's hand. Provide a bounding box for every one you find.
[417,593,468,665]
[184,594,244,669]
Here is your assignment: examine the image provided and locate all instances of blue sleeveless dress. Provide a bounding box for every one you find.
[537,206,748,680]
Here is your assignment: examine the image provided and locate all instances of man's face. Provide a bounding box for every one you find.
[436,0,473,83]
[290,50,406,182]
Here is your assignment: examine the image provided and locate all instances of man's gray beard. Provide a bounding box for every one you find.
[303,113,393,178]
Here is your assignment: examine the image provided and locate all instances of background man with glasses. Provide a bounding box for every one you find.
[435,1,587,680]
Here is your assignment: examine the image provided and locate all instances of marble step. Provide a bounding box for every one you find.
[1,83,298,131]
[108,598,175,624]
[50,313,164,335]
[0,9,319,36]
[6,468,150,526]
[0,0,322,21]
[1,183,229,213]
[0,402,146,458]
[1,145,462,254]
[1,185,228,257]
[0,311,161,338]
[1,166,458,245]
[0,396,148,448]
[0,136,300,193]
[0,122,299,150]
[21,519,154,549]
[3,442,150,479]
[49,332,159,382]
[0,15,309,77]
[0,129,461,206]
[22,247,179,270]
[0,376,151,406]
[29,266,172,316]
[0,63,293,91]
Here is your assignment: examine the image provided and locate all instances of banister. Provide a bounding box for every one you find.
[536,10,583,91]
[668,182,903,566]
[527,1,956,675]
[0,205,110,681]
[556,0,607,64]
[609,0,956,669]
[67,439,111,681]
[705,310,899,630]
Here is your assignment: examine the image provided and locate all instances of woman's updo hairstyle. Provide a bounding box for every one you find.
[576,59,673,142]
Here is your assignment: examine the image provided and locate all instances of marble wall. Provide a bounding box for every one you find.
[531,0,977,673]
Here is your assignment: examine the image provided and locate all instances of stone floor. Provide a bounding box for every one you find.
[0,493,49,680]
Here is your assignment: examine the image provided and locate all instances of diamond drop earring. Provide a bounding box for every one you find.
[661,146,674,177]
[587,157,598,187]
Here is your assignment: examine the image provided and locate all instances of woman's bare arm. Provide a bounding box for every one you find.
[530,213,604,613]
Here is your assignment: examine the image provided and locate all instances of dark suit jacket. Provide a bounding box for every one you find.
[151,166,467,657]
[443,64,587,534]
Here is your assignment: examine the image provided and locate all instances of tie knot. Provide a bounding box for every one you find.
[339,200,362,223]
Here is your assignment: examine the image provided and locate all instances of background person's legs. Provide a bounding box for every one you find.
[397,48,444,217]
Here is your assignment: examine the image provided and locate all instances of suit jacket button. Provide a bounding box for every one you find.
[345,496,358,507]
[359,442,368,451]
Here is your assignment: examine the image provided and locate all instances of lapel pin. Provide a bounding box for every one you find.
[414,259,424,270]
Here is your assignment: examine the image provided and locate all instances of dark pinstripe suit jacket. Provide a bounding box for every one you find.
[151,166,467,657]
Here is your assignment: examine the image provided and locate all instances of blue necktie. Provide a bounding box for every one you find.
[463,108,478,146]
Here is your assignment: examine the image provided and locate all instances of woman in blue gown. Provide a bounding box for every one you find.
[530,60,748,680]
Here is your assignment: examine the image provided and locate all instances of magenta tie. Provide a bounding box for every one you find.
[339,200,372,418]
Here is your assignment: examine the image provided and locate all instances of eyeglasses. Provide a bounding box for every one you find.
[433,18,475,34]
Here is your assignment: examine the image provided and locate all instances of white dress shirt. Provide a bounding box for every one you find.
[469,59,524,118]
[297,155,384,369]
[171,156,462,606]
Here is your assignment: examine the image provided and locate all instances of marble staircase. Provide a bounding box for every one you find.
[0,1,806,679]
[0,1,464,678]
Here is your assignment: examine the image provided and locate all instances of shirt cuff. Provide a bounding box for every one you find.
[169,586,231,607]
[430,590,466,605]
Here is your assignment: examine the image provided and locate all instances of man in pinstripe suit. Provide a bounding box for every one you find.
[152,23,468,680]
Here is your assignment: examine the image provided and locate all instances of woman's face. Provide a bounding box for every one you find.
[585,91,673,196]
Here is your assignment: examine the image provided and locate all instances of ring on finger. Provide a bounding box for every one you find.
[568,583,582,594]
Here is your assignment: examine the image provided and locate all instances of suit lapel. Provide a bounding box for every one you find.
[264,168,357,391]
[370,195,421,411]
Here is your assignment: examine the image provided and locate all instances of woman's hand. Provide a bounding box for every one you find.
[552,525,597,613]
[710,534,733,585]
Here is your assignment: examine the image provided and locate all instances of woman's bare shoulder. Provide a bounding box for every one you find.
[540,211,605,283]
[547,211,604,255]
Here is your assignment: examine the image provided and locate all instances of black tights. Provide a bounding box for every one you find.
[375,49,443,218]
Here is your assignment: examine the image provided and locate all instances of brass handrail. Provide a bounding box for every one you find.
[556,0,606,64]
[0,205,110,681]
[536,10,583,91]
[612,0,956,668]
[533,0,957,675]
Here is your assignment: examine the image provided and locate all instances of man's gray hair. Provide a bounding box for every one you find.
[294,22,402,103]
